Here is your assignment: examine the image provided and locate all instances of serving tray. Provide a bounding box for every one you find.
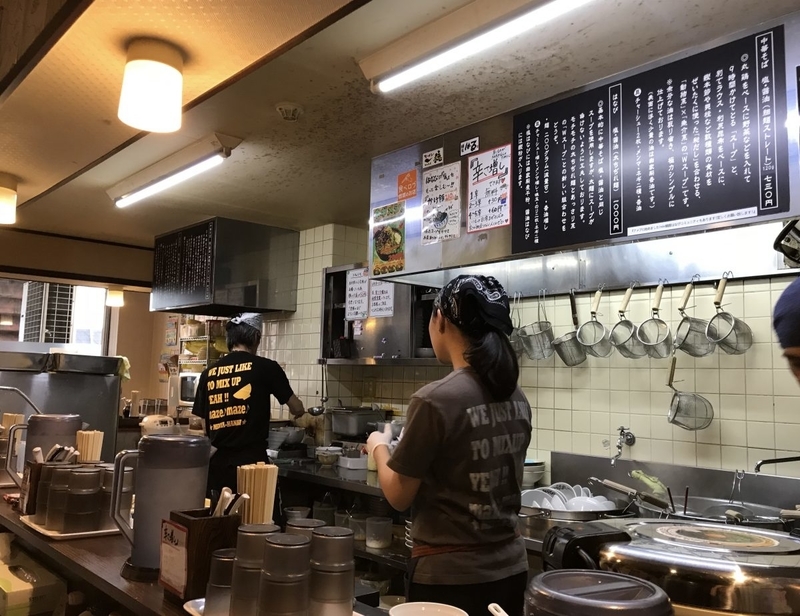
[19,515,120,540]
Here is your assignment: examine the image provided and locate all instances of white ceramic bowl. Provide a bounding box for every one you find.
[566,496,604,511]
[550,482,577,498]
[390,603,468,616]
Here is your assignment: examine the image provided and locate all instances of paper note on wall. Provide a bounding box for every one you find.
[369,280,395,318]
[467,144,511,232]
[422,161,461,245]
[345,268,369,320]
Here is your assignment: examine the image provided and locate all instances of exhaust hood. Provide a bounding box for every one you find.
[151,217,299,316]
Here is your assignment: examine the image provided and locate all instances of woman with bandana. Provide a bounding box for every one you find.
[366,276,532,616]
[193,313,305,496]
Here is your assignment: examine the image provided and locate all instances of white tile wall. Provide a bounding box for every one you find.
[262,229,800,480]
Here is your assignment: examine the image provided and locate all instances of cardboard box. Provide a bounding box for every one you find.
[0,552,66,615]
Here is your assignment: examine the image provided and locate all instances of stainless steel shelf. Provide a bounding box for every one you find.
[320,358,441,367]
[353,539,409,570]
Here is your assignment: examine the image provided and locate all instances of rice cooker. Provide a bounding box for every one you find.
[541,518,800,615]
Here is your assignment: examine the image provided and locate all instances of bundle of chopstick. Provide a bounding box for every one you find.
[1,414,23,433]
[237,462,278,524]
[76,430,104,462]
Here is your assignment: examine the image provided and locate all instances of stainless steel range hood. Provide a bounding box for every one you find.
[151,217,299,316]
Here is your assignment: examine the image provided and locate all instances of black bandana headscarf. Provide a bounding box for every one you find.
[434,275,514,336]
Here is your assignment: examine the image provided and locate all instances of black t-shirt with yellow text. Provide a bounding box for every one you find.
[192,351,293,450]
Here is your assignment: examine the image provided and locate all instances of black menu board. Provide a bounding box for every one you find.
[512,26,789,254]
[151,220,215,310]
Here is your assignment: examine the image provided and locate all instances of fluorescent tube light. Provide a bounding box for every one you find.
[0,315,12,327]
[376,0,595,93]
[107,133,241,208]
[106,289,125,307]
[115,154,225,208]
[0,173,18,225]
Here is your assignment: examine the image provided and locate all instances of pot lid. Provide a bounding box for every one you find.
[596,519,800,614]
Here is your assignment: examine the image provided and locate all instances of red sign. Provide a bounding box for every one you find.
[397,170,417,200]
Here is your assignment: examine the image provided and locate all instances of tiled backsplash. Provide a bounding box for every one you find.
[261,224,800,479]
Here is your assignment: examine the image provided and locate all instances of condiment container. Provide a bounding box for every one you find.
[285,507,310,520]
[258,534,310,616]
[366,516,392,549]
[33,462,77,526]
[44,466,75,531]
[312,502,335,525]
[63,467,103,534]
[100,463,132,531]
[309,527,354,616]
[205,548,235,616]
[286,518,326,539]
[348,513,369,541]
[230,524,280,616]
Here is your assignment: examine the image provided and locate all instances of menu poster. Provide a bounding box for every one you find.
[468,145,512,232]
[371,201,405,276]
[397,170,418,200]
[422,162,462,245]
[152,220,216,310]
[345,268,369,320]
[512,27,790,254]
[370,280,395,318]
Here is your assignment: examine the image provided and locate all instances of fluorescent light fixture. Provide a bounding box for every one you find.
[786,112,800,133]
[118,38,184,133]
[0,173,18,225]
[0,315,12,327]
[107,133,241,208]
[106,289,125,307]
[374,0,595,93]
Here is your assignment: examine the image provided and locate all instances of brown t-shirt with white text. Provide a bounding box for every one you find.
[388,368,532,585]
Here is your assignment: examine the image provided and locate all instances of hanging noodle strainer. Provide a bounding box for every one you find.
[520,290,555,360]
[508,292,526,359]
[610,283,647,359]
[667,354,714,430]
[637,282,673,359]
[674,276,717,357]
[577,286,614,358]
[706,273,753,355]
[552,289,587,367]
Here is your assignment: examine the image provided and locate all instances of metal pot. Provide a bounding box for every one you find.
[518,505,631,538]
[330,407,384,437]
[637,495,797,532]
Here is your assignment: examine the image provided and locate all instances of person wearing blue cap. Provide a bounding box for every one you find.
[774,277,800,385]
[193,313,305,495]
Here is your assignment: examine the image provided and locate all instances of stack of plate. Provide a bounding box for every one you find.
[521,482,616,512]
[404,518,412,549]
[523,460,545,488]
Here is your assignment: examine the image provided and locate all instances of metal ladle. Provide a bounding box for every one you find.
[308,364,328,417]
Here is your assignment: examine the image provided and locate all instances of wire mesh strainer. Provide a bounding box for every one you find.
[610,283,647,359]
[667,355,714,430]
[552,289,587,367]
[508,292,526,359]
[637,282,673,359]
[577,286,614,358]
[519,290,554,360]
[674,277,716,357]
[706,274,753,355]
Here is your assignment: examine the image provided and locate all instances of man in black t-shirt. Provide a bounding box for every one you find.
[192,313,305,495]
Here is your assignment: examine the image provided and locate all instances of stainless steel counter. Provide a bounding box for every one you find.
[277,460,384,498]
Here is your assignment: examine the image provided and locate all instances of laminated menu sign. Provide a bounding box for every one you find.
[370,280,395,318]
[422,162,461,245]
[159,520,188,596]
[468,144,512,232]
[345,268,369,321]
[512,26,790,254]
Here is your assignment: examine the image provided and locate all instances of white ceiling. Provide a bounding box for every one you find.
[8,0,800,246]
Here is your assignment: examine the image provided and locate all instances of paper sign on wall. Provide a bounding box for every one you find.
[369,280,395,318]
[371,201,405,276]
[467,144,512,232]
[422,147,444,169]
[397,170,418,200]
[460,137,480,156]
[422,161,461,245]
[159,520,188,596]
[345,268,369,321]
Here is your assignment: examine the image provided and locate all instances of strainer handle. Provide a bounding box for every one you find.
[714,277,727,308]
[666,355,677,388]
[618,287,634,317]
[591,289,603,316]
[652,283,664,315]
[678,283,693,312]
[569,289,580,330]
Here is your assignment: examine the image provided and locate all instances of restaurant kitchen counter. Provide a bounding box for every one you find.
[0,489,382,616]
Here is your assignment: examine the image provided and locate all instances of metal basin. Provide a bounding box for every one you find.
[637,495,792,531]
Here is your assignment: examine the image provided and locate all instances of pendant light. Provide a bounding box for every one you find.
[118,38,184,133]
[106,289,125,307]
[0,173,18,225]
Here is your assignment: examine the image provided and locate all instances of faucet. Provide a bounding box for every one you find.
[611,426,636,467]
[754,455,800,473]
